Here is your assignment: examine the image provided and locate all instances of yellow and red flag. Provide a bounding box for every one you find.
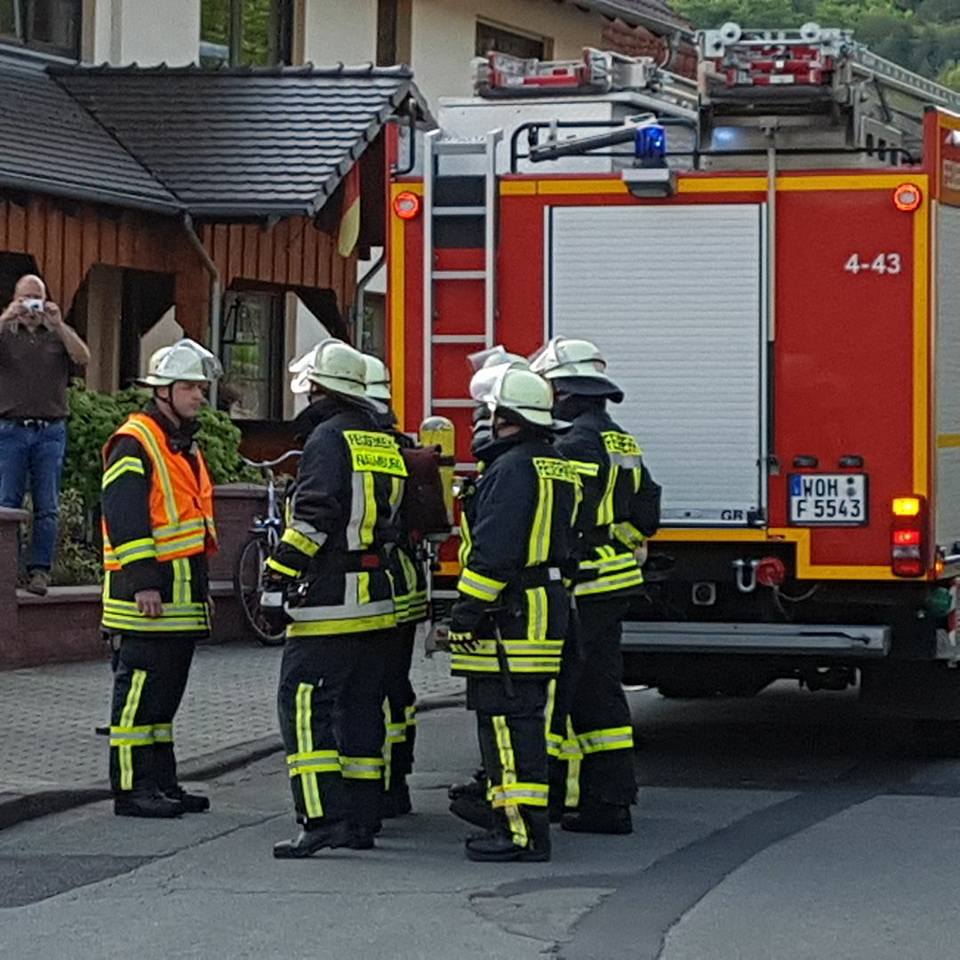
[337,164,361,258]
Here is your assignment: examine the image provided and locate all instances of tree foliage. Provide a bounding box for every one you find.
[673,0,960,90]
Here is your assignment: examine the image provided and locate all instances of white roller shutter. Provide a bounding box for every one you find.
[935,204,960,549]
[548,204,766,525]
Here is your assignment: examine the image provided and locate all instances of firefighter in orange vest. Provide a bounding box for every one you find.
[102,339,222,819]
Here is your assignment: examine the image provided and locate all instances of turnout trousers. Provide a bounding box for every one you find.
[549,597,636,810]
[109,635,196,795]
[381,623,417,793]
[277,631,388,832]
[467,676,550,848]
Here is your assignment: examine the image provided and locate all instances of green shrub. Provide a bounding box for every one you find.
[195,405,261,485]
[63,382,258,514]
[62,383,144,516]
[51,488,102,586]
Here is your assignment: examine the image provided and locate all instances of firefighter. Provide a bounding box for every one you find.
[530,336,661,835]
[362,354,427,818]
[447,347,531,829]
[465,346,529,456]
[448,365,578,862]
[267,339,406,858]
[102,339,222,818]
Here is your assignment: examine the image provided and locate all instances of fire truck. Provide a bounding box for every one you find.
[386,25,960,721]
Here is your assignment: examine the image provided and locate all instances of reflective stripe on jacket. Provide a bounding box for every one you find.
[390,544,428,625]
[554,406,659,600]
[266,401,407,637]
[451,435,578,677]
[100,410,215,636]
[102,413,217,569]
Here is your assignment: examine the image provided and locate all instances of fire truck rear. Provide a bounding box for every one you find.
[387,25,960,723]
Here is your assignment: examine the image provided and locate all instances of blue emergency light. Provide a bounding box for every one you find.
[634,124,666,167]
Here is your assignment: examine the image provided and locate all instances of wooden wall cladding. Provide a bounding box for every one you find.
[0,195,352,340]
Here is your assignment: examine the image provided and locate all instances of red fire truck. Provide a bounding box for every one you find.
[386,26,960,721]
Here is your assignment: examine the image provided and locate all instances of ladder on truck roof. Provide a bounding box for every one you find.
[421,128,502,422]
[694,22,960,162]
[472,47,699,116]
[699,22,960,116]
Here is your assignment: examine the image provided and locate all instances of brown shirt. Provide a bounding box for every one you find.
[0,323,71,419]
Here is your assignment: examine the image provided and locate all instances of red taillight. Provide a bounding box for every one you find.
[891,494,927,578]
[893,529,921,547]
[893,556,924,578]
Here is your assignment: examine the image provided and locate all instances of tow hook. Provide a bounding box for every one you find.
[733,559,760,593]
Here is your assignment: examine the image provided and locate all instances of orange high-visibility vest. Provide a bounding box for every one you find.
[102,413,218,570]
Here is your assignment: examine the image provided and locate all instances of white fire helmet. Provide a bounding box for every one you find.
[287,339,369,401]
[139,339,223,387]
[363,355,392,401]
[528,335,623,401]
[468,346,530,404]
[479,366,567,431]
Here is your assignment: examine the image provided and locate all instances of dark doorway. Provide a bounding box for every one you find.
[119,269,175,387]
[0,252,39,306]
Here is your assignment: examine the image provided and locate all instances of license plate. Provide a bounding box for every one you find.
[788,473,868,525]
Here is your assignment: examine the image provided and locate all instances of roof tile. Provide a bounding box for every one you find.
[55,64,421,217]
[0,51,422,218]
[0,49,177,211]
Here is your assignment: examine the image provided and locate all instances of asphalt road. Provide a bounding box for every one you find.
[3,682,960,960]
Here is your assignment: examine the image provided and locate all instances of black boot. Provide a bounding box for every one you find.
[465,810,551,862]
[382,782,412,818]
[561,802,632,835]
[273,820,353,859]
[449,793,496,830]
[162,785,210,813]
[448,769,486,802]
[114,789,184,819]
[347,825,377,850]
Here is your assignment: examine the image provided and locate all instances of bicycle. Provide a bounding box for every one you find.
[234,450,301,646]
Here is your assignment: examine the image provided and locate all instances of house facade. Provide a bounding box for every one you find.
[1,0,688,418]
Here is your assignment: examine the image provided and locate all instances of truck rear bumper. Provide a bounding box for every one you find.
[621,621,891,658]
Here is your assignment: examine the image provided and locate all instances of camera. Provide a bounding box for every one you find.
[21,298,45,313]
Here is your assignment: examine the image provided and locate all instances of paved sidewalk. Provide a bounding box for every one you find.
[0,640,464,827]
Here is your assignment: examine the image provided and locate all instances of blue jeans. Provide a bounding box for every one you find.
[0,419,67,572]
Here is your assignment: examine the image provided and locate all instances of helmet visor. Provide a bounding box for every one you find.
[468,344,527,373]
[288,349,315,375]
[198,351,223,382]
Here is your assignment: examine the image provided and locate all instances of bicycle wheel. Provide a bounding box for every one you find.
[234,535,286,647]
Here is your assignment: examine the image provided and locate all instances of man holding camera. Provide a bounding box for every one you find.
[0,274,89,595]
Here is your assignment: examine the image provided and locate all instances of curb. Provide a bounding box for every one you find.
[0,690,465,831]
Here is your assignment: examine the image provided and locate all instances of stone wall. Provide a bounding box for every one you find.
[0,486,267,669]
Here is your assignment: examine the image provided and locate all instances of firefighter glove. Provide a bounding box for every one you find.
[258,587,287,633]
[448,628,479,652]
[450,597,487,651]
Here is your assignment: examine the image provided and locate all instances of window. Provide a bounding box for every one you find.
[0,0,81,59]
[376,0,411,66]
[200,0,292,68]
[475,19,546,61]
[219,290,284,420]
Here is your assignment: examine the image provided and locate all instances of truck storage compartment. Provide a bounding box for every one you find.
[547,203,766,526]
